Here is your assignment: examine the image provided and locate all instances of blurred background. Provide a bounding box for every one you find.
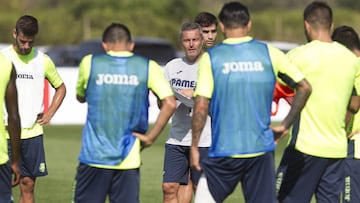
[1,0,358,124]
[0,0,359,48]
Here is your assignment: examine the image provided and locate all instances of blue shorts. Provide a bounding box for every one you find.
[201,152,276,203]
[8,135,48,177]
[343,140,360,203]
[163,144,208,185]
[276,147,344,203]
[0,164,12,203]
[72,164,139,203]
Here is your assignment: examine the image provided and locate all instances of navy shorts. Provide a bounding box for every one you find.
[276,147,344,203]
[72,163,140,203]
[163,144,208,185]
[0,164,12,203]
[8,135,48,177]
[343,140,360,203]
[202,152,276,203]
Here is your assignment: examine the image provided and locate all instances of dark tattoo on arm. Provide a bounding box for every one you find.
[192,96,209,147]
[282,79,311,129]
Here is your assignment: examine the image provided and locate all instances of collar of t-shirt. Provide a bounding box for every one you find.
[106,50,134,57]
[223,36,253,44]
[11,46,35,63]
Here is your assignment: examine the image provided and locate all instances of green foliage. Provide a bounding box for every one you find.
[0,0,359,47]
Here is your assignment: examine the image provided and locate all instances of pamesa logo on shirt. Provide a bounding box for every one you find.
[170,78,196,88]
[96,74,139,86]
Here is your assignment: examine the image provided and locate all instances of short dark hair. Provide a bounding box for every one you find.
[332,26,360,51]
[102,23,132,43]
[179,22,202,39]
[15,15,38,36]
[194,12,218,27]
[218,1,250,29]
[304,1,332,30]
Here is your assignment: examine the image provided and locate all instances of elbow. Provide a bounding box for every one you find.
[76,95,86,103]
[299,79,312,98]
[348,96,360,114]
[162,95,176,113]
[7,114,20,128]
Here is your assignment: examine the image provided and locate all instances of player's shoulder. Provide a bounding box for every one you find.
[0,52,12,69]
[166,57,183,65]
[165,57,185,69]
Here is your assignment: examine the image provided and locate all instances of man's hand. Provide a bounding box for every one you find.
[11,162,20,186]
[190,146,201,172]
[36,112,53,125]
[348,129,360,139]
[271,124,289,145]
[132,132,154,150]
[179,89,194,98]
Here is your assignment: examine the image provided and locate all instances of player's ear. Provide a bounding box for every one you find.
[304,21,311,33]
[12,29,17,39]
[247,20,252,32]
[102,42,109,52]
[330,22,334,33]
[127,42,135,52]
[219,22,225,33]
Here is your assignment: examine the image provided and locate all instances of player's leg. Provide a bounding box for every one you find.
[162,144,190,203]
[343,139,360,203]
[178,177,193,203]
[190,147,209,192]
[0,163,12,203]
[178,146,207,203]
[276,147,326,203]
[109,168,140,203]
[72,164,112,203]
[316,158,344,203]
[194,174,216,203]
[18,135,47,203]
[19,177,36,203]
[197,157,243,203]
[241,152,277,203]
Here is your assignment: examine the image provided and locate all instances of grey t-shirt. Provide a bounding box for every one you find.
[164,57,211,147]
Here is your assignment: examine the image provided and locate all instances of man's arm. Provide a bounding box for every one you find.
[76,95,86,103]
[190,95,209,171]
[346,95,360,138]
[37,83,66,125]
[133,95,176,148]
[5,65,21,186]
[273,78,312,143]
[173,88,194,107]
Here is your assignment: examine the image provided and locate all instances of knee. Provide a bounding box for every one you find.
[162,182,178,196]
[20,177,35,191]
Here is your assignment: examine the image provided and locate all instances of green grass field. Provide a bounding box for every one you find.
[11,124,293,203]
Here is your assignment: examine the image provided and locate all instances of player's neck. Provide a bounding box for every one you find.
[224,28,248,39]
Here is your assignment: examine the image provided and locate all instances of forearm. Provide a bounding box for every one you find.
[173,90,194,108]
[7,116,21,163]
[348,95,360,114]
[47,83,66,116]
[146,96,176,142]
[5,67,21,163]
[282,79,311,128]
[191,96,209,147]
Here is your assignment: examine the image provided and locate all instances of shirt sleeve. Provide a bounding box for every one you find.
[44,55,64,88]
[194,53,214,98]
[268,45,305,85]
[148,60,173,99]
[76,55,92,97]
